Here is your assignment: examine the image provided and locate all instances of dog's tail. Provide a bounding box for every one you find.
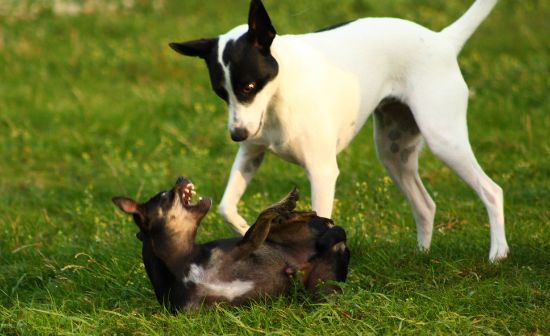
[440,0,498,55]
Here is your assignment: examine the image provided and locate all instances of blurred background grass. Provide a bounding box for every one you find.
[1,0,549,334]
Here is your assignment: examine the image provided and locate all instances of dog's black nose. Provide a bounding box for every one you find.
[230,128,249,142]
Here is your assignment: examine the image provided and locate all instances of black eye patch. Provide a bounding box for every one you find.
[214,85,229,103]
[221,33,278,104]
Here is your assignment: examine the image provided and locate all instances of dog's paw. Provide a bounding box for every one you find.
[416,241,431,253]
[219,205,250,235]
[489,243,509,263]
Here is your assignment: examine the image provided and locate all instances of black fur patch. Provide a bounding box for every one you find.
[390,143,400,153]
[244,152,265,173]
[140,234,191,313]
[221,33,279,104]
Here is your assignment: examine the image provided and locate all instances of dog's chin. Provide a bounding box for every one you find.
[252,120,264,138]
[190,197,212,217]
[248,111,266,140]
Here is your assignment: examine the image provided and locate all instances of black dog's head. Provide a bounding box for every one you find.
[112,177,211,260]
[169,0,279,142]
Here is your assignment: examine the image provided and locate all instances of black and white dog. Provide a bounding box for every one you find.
[169,0,508,261]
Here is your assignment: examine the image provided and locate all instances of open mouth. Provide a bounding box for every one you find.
[175,177,212,212]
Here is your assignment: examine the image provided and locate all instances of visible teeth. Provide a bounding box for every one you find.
[180,183,198,206]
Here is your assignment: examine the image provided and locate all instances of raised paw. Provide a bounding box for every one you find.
[264,188,299,214]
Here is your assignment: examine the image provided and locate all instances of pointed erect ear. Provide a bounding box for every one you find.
[248,0,277,51]
[112,196,140,215]
[169,38,216,59]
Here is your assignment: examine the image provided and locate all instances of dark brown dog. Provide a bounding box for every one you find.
[113,177,349,312]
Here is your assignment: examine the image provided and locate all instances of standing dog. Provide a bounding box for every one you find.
[169,0,509,261]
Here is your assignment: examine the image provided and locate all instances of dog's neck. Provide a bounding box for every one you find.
[251,37,314,146]
[152,229,198,279]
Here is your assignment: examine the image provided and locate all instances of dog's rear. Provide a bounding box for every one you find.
[302,217,350,297]
[235,189,350,298]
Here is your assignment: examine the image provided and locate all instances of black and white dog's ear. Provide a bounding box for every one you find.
[169,38,216,59]
[247,0,277,52]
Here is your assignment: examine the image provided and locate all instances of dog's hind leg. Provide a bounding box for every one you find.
[306,226,350,298]
[373,99,436,251]
[409,68,509,262]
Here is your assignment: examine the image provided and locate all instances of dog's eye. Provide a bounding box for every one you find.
[242,82,256,94]
[160,191,171,204]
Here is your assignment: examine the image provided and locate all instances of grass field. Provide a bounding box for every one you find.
[1,0,549,334]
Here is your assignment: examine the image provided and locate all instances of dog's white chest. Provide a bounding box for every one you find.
[183,264,255,301]
[266,141,301,164]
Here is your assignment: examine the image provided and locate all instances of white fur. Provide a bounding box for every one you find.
[217,0,508,261]
[183,264,254,301]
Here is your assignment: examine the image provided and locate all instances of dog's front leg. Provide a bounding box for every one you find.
[305,156,339,219]
[219,143,265,235]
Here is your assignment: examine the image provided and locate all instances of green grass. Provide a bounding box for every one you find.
[1,0,549,334]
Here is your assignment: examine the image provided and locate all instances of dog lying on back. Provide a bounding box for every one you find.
[112,177,349,312]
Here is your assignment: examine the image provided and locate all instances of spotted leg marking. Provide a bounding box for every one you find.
[374,99,436,251]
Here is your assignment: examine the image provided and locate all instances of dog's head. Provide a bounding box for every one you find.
[112,177,211,260]
[170,0,279,142]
